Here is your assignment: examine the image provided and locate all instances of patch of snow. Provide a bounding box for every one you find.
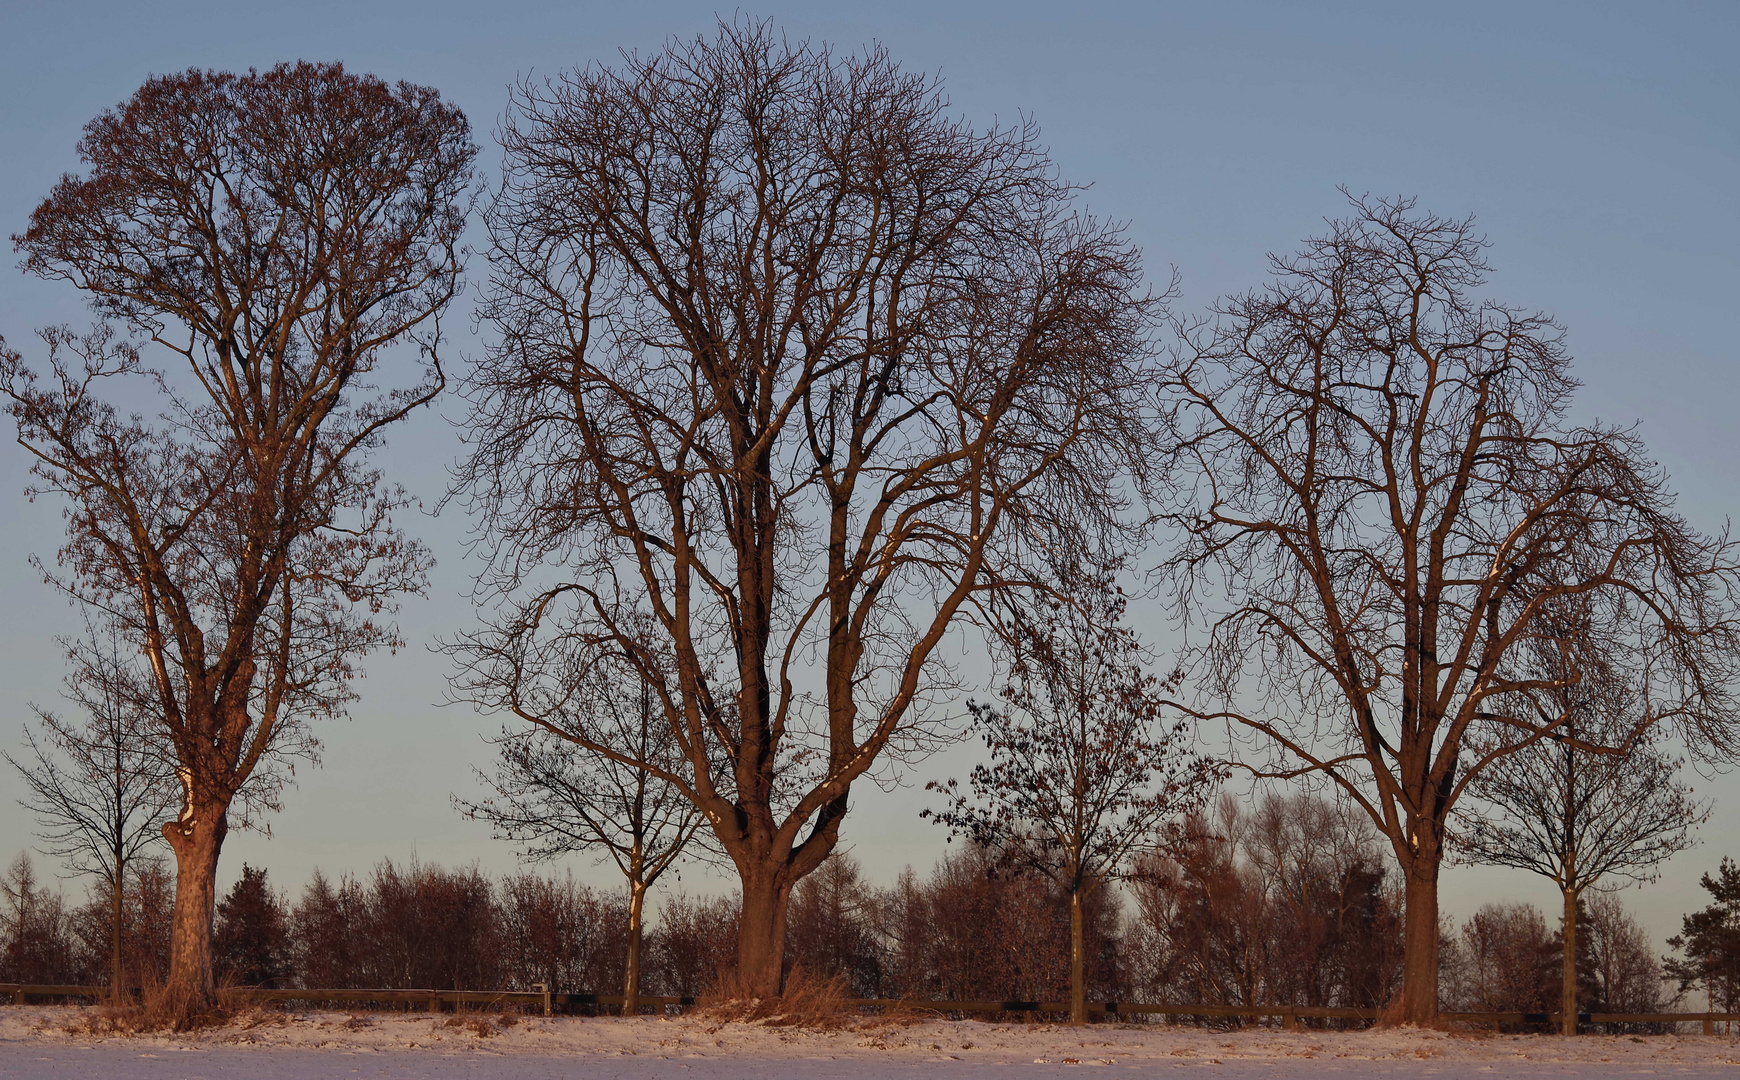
[3,1005,1740,1077]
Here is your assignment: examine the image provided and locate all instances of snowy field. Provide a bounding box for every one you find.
[4,1006,1740,1078]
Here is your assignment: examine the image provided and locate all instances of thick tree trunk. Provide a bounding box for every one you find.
[1069,888,1087,1024]
[735,867,793,998]
[623,880,646,1016]
[1561,887,1578,1036]
[161,809,227,1024]
[111,872,125,1004]
[1397,861,1441,1024]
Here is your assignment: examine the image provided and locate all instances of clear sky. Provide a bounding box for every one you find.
[1,0,1736,951]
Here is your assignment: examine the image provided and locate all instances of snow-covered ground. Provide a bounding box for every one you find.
[4,1006,1740,1078]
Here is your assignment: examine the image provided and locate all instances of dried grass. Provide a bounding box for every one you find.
[64,975,268,1035]
[698,967,855,1029]
[440,1005,520,1037]
[851,997,936,1031]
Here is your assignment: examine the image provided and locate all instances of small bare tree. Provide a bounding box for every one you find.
[4,621,177,1000]
[1159,194,1740,1022]
[451,19,1161,995]
[925,576,1219,1022]
[3,62,475,1021]
[1453,604,1705,1034]
[458,650,709,1014]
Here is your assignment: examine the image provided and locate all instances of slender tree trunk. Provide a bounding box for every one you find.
[735,866,792,998]
[111,871,125,1004]
[1069,887,1087,1024]
[1561,886,1579,1036]
[623,880,646,1016]
[161,808,227,1024]
[1397,860,1441,1024]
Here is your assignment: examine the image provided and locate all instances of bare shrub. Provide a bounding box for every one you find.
[648,893,740,998]
[1442,902,1556,1022]
[1125,793,1403,1020]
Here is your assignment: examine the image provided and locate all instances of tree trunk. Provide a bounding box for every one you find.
[1397,860,1441,1024]
[1069,887,1087,1024]
[161,809,227,1025]
[735,867,792,999]
[111,871,125,1004]
[623,880,646,1016]
[1561,886,1578,1036]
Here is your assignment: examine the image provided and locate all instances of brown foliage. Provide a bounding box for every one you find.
[0,855,76,984]
[1441,902,1557,1019]
[648,892,740,998]
[1125,794,1404,1021]
[286,861,628,993]
[784,855,883,998]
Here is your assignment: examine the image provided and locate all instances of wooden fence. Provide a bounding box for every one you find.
[3,983,1736,1034]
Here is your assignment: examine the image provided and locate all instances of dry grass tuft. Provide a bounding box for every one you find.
[698,967,855,1029]
[851,997,936,1031]
[441,1006,517,1037]
[65,977,267,1035]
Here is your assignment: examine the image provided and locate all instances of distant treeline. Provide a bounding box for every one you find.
[0,792,1672,1021]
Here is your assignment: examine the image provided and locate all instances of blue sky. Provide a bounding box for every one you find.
[0,0,1736,946]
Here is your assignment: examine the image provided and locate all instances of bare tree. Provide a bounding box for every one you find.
[925,576,1218,1021]
[1158,194,1740,1022]
[4,620,177,1000]
[1453,603,1706,1033]
[450,19,1160,995]
[458,650,710,1014]
[1584,892,1674,1023]
[2,62,476,1021]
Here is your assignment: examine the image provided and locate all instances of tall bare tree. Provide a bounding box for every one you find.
[450,19,1161,995]
[1158,194,1740,1022]
[925,575,1218,1022]
[2,62,475,1021]
[5,620,177,1000]
[458,649,710,1014]
[1453,603,1705,1034]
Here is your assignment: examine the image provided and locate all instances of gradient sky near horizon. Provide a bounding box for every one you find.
[0,0,1736,951]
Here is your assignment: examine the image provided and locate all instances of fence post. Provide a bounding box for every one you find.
[1703,1014,1714,1036]
[534,983,552,1017]
[1282,1007,1298,1032]
[429,992,441,1014]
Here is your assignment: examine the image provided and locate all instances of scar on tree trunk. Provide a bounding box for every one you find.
[160,812,226,1023]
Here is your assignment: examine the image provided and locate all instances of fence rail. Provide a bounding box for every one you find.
[3,983,1736,1034]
